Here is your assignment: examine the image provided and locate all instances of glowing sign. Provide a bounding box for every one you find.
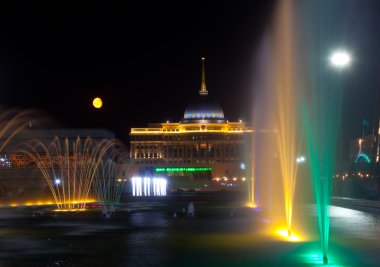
[354,152,371,164]
[155,167,212,173]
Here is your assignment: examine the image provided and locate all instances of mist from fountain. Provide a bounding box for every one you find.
[251,0,301,238]
[252,0,351,263]
[93,151,130,205]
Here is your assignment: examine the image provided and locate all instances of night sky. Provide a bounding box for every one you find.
[0,1,379,160]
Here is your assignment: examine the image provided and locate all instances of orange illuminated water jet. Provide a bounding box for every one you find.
[3,199,96,209]
[23,136,117,211]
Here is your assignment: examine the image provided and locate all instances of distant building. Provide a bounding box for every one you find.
[348,117,380,172]
[350,135,374,164]
[129,58,253,191]
[334,118,380,199]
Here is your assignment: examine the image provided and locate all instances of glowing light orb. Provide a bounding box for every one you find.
[330,50,351,68]
[92,97,103,109]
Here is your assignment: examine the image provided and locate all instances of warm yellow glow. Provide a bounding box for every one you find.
[53,208,87,212]
[247,159,256,209]
[246,202,257,208]
[270,222,303,242]
[275,228,302,242]
[92,97,103,109]
[130,122,253,135]
[4,199,96,208]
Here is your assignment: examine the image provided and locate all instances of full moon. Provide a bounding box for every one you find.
[92,97,103,109]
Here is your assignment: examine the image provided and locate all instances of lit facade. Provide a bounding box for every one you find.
[130,121,251,166]
[129,58,253,190]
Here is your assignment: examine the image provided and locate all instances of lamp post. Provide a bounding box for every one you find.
[319,49,351,265]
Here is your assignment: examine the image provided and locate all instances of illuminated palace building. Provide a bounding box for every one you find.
[129,59,252,190]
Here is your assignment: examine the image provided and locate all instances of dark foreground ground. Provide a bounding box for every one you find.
[0,194,380,267]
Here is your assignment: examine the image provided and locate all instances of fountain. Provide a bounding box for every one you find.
[0,109,41,199]
[299,1,351,264]
[0,109,37,150]
[131,176,167,196]
[252,0,301,239]
[24,136,117,211]
[252,0,351,263]
[93,148,129,205]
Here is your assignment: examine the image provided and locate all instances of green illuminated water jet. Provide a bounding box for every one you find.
[302,64,347,264]
[300,1,351,262]
[254,0,351,262]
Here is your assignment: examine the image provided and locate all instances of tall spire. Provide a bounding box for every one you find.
[199,57,208,95]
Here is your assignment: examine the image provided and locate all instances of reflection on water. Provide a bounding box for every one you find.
[329,206,380,241]
[129,210,169,228]
[0,203,380,266]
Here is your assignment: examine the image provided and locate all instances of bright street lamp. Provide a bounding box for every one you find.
[330,50,351,69]
[296,156,306,164]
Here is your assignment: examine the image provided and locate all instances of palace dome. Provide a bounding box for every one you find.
[181,57,226,123]
[183,97,225,121]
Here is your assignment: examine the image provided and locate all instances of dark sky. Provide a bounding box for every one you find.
[0,1,274,139]
[0,1,379,160]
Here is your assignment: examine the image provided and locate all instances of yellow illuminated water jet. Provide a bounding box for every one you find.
[247,160,257,207]
[272,0,300,237]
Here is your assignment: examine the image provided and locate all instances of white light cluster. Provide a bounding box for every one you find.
[330,50,351,68]
[296,156,306,163]
[0,154,11,168]
[131,176,167,196]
